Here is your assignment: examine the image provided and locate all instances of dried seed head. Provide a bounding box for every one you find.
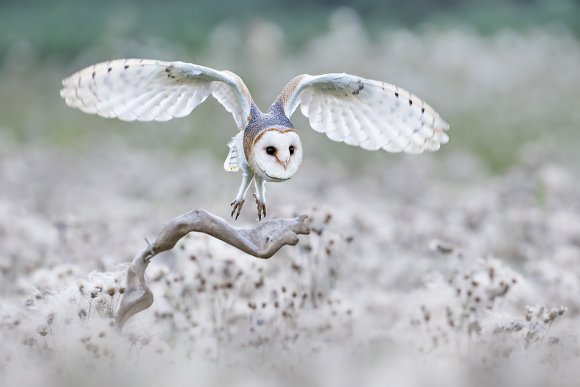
[323,214,332,224]
[430,240,455,254]
[545,336,559,345]
[291,263,303,274]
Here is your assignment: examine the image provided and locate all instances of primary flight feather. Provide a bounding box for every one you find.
[61,58,449,220]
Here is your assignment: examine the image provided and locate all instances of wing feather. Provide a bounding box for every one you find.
[321,96,339,141]
[302,94,323,133]
[60,59,252,129]
[343,105,365,146]
[335,99,356,146]
[278,73,449,154]
[353,97,384,150]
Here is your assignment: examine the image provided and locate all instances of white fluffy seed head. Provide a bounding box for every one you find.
[250,129,302,182]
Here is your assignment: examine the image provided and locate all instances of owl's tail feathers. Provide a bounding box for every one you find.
[224,132,243,172]
[224,143,240,172]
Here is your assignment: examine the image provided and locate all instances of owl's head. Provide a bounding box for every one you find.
[251,129,302,182]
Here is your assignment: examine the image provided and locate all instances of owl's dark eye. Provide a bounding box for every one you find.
[289,145,295,155]
[265,146,276,155]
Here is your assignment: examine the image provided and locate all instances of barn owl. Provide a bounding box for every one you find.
[60,59,449,220]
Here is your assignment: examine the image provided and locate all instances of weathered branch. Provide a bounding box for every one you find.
[116,209,310,329]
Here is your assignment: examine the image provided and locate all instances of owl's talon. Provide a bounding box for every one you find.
[230,199,245,220]
[253,193,267,221]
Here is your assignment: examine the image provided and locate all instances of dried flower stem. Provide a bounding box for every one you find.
[116,209,310,328]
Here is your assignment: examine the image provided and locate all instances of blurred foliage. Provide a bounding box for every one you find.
[1,0,580,173]
[0,0,579,59]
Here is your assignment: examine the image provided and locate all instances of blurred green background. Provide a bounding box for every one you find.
[1,0,580,172]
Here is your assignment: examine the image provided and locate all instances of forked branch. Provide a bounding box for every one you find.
[116,209,310,328]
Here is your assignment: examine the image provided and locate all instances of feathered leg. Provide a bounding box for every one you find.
[253,176,267,221]
[231,169,253,220]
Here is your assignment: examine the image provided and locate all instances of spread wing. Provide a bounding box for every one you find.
[60,59,253,129]
[278,73,449,153]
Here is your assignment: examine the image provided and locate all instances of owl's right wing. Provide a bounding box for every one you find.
[60,59,253,129]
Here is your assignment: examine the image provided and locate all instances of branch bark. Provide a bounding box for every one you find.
[116,209,310,329]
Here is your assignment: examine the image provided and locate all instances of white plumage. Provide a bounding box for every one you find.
[61,59,450,220]
[283,73,449,154]
[60,59,251,128]
[224,131,244,172]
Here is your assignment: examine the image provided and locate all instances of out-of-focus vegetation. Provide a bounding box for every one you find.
[1,0,580,58]
[1,0,580,173]
[2,131,580,387]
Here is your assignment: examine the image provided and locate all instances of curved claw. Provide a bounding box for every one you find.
[253,193,267,221]
[230,199,245,220]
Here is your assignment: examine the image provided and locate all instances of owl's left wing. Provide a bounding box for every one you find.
[279,73,449,153]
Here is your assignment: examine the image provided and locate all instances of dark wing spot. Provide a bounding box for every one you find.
[414,122,426,133]
[352,83,364,95]
[124,65,129,69]
[92,72,96,79]
[395,92,399,98]
[165,68,171,73]
[107,67,112,73]
[409,99,413,106]
[421,107,425,114]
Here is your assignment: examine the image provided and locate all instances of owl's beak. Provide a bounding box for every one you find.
[275,155,289,170]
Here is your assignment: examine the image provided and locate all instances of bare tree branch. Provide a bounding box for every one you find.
[116,209,310,328]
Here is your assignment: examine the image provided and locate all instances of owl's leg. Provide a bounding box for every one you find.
[253,176,267,221]
[230,170,253,220]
